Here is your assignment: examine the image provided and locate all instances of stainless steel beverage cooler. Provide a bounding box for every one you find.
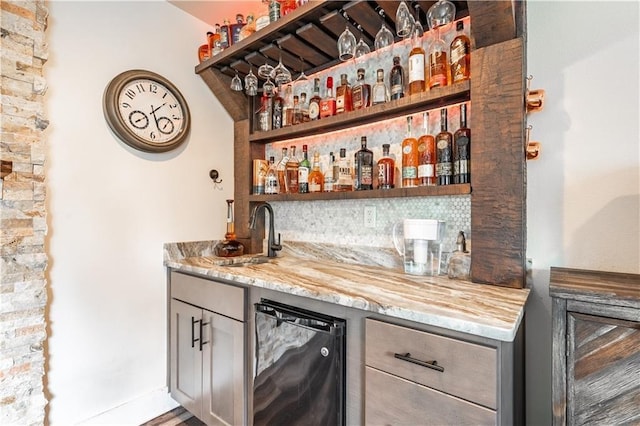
[253,300,346,426]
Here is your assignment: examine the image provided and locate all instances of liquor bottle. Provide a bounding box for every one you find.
[390,56,405,100]
[198,41,210,63]
[450,21,471,84]
[308,151,324,193]
[371,69,389,105]
[447,230,471,280]
[336,148,353,192]
[377,143,395,189]
[401,116,419,187]
[298,144,310,193]
[239,14,255,41]
[309,78,322,120]
[352,68,371,110]
[319,76,336,118]
[276,147,289,192]
[210,24,223,56]
[230,14,245,45]
[282,84,294,127]
[269,0,281,23]
[429,33,449,89]
[265,156,280,194]
[214,200,245,257]
[285,145,299,193]
[324,152,336,192]
[257,93,272,132]
[453,103,471,184]
[292,95,301,125]
[417,111,436,186]
[300,92,310,122]
[354,136,374,190]
[280,0,297,16]
[408,23,426,95]
[335,73,353,114]
[435,108,453,185]
[255,0,271,32]
[272,83,284,130]
[220,19,231,49]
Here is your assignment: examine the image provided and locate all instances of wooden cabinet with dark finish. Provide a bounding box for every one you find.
[550,267,640,425]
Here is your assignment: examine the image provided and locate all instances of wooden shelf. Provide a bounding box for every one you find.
[249,80,470,144]
[250,184,471,202]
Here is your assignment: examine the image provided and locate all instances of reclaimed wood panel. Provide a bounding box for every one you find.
[470,37,526,288]
[198,67,248,122]
[467,1,517,49]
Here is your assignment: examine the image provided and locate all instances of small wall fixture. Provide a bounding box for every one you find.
[526,125,541,160]
[526,75,545,113]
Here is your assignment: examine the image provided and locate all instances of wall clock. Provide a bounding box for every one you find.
[103,69,191,153]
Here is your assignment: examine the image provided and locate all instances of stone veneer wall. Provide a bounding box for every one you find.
[0,1,49,424]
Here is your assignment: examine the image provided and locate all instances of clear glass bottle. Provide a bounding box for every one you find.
[309,78,322,120]
[272,83,284,129]
[335,73,353,114]
[276,147,289,192]
[408,23,426,95]
[450,21,471,84]
[319,76,336,118]
[418,111,436,186]
[292,95,301,125]
[308,151,324,193]
[257,93,272,132]
[300,92,310,122]
[255,0,271,32]
[214,199,245,257]
[285,145,299,193]
[324,151,336,192]
[377,143,395,189]
[336,148,353,192]
[390,56,405,100]
[354,136,374,190]
[282,84,294,127]
[435,108,453,185]
[447,231,471,280]
[402,116,419,187]
[298,144,310,193]
[352,68,371,110]
[371,69,389,105]
[429,32,449,89]
[265,156,279,194]
[453,103,471,184]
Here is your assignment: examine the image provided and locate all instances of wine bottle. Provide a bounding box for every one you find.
[435,108,453,185]
[453,103,471,184]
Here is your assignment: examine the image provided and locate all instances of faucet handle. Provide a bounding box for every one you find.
[272,233,282,252]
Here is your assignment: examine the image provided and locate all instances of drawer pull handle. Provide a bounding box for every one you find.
[394,352,445,373]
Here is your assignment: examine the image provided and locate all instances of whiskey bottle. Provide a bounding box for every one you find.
[417,111,436,186]
[230,14,245,45]
[292,95,301,125]
[371,69,389,105]
[453,103,471,184]
[354,136,374,190]
[319,76,336,118]
[308,151,324,193]
[276,147,289,193]
[450,21,471,84]
[285,145,299,193]
[336,148,353,192]
[300,92,310,122]
[390,56,405,100]
[408,24,426,95]
[435,108,453,185]
[220,19,231,49]
[335,73,353,114]
[255,0,271,32]
[309,78,322,120]
[265,156,279,194]
[272,83,284,130]
[377,143,395,189]
[298,144,310,193]
[352,68,371,110]
[214,199,245,257]
[402,116,419,188]
[429,33,449,89]
[324,152,336,192]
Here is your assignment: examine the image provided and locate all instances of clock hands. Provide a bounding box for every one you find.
[149,103,175,136]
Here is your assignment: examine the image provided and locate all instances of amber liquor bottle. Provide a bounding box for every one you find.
[390,56,405,100]
[285,145,299,193]
[308,151,324,193]
[435,108,453,185]
[408,25,426,95]
[402,116,419,188]
[354,136,374,190]
[309,78,322,120]
[429,33,449,89]
[352,68,371,110]
[453,103,471,184]
[319,76,336,118]
[377,143,395,189]
[276,147,289,193]
[417,111,436,186]
[335,73,353,114]
[450,21,471,84]
[282,84,294,127]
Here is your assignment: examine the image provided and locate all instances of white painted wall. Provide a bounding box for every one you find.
[45,2,234,424]
[526,1,639,424]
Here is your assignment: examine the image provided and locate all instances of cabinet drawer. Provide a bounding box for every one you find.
[365,367,496,425]
[365,318,497,409]
[171,271,245,322]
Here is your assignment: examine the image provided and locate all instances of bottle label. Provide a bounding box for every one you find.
[450,42,468,64]
[336,94,345,112]
[309,101,320,120]
[378,163,393,187]
[265,175,278,194]
[418,164,434,178]
[391,84,403,97]
[272,102,283,129]
[361,165,373,185]
[436,162,452,176]
[409,54,425,82]
[402,166,417,179]
[298,167,309,184]
[309,182,321,192]
[402,145,413,155]
[352,87,363,109]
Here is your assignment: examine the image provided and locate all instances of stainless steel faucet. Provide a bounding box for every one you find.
[249,202,282,258]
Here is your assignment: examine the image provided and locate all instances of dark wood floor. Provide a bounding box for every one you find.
[140,406,205,426]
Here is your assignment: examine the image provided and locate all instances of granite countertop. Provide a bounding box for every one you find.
[164,241,530,342]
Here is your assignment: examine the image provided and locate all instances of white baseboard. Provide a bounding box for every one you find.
[77,387,180,425]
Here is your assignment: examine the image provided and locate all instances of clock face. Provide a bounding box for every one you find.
[103,70,191,153]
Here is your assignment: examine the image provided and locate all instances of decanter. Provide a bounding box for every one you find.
[214,199,245,257]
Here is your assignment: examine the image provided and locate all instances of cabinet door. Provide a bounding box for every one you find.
[201,309,246,426]
[170,299,204,418]
[568,312,640,425]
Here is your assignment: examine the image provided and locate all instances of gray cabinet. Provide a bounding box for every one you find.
[169,271,247,426]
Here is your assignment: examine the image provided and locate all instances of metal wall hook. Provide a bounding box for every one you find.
[209,169,223,188]
[526,125,541,160]
[526,75,545,113]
